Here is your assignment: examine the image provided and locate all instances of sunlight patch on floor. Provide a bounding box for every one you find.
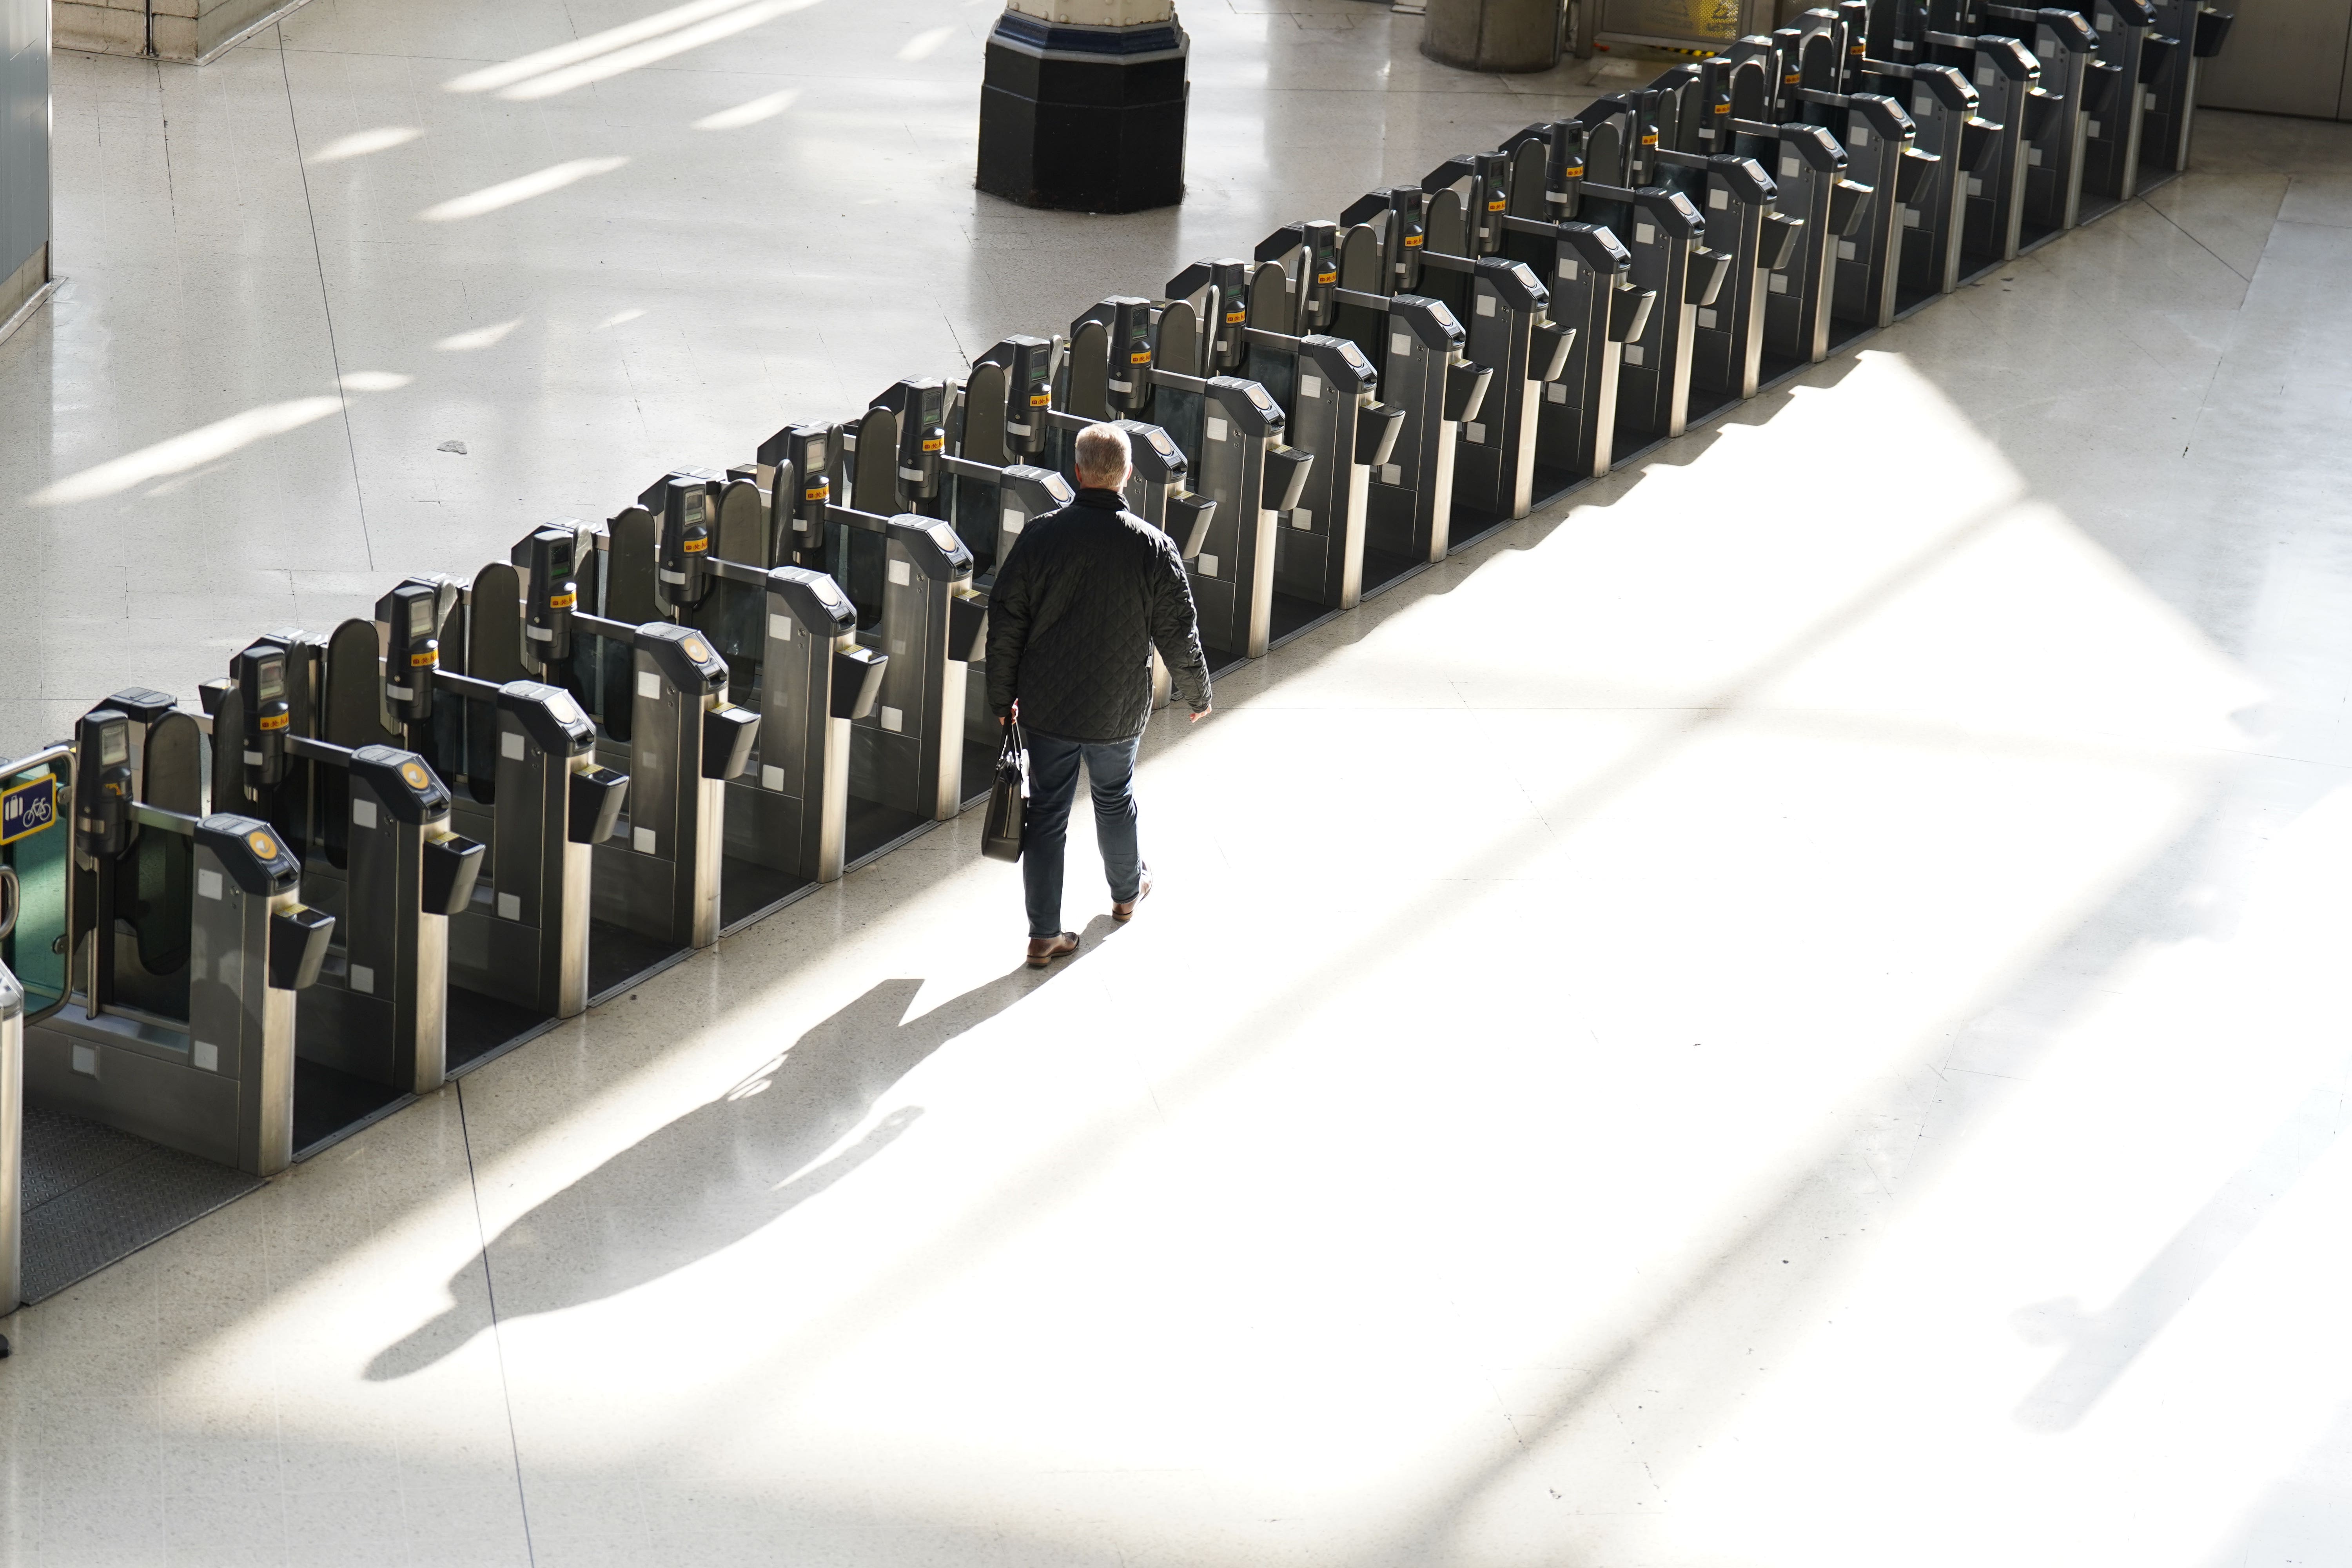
[146,352,2282,1564]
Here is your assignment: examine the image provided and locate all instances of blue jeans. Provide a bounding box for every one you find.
[1021,729,1143,938]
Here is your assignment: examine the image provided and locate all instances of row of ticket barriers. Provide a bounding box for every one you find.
[0,0,2232,1323]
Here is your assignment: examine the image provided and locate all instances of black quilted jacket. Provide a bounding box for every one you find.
[985,489,1212,740]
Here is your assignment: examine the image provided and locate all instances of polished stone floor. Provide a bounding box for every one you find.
[5,1,2352,1565]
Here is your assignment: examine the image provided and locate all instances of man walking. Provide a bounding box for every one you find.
[985,422,1212,968]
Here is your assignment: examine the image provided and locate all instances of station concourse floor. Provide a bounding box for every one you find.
[5,0,2352,1561]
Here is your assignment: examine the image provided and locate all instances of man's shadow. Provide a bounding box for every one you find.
[368,918,1114,1380]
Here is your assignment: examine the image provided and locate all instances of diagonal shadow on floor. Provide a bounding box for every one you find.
[367,915,1117,1380]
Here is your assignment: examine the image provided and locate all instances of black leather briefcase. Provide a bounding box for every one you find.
[982,722,1026,862]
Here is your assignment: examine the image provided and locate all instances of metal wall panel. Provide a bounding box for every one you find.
[0,0,49,303]
[2198,0,2351,119]
[2342,5,2352,116]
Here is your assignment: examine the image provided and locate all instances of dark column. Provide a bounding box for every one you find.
[976,9,1189,213]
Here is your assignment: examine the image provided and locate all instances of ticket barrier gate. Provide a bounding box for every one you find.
[2071,0,2160,218]
[201,649,483,1142]
[1164,258,1401,637]
[1009,325,1245,651]
[1864,0,2045,273]
[753,420,840,573]
[265,582,624,1059]
[1489,132,1656,495]
[781,459,981,861]
[965,338,1218,671]
[902,374,1081,580]
[2,937,20,1339]
[1535,89,1795,413]
[711,565,877,898]
[1060,297,1314,660]
[855,344,1208,550]
[1575,71,1853,393]
[829,504,978,857]
[3,755,56,1319]
[1706,21,1925,343]
[566,599,755,955]
[14,711,336,1178]
[964,336,1216,557]
[827,399,1029,801]
[2139,0,2229,180]
[423,514,753,967]
[1339,179,1575,539]
[1245,231,1481,598]
[604,477,884,918]
[964,336,1218,706]
[845,379,1072,795]
[1630,97,1788,410]
[1845,18,2000,310]
[1662,45,1878,372]
[1557,102,1733,461]
[1971,0,2097,241]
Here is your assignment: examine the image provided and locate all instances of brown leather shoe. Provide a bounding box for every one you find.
[1026,931,1079,969]
[1113,866,1153,923]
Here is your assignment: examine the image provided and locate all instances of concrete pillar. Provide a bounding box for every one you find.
[54,0,309,65]
[2,0,51,340]
[976,0,1189,212]
[1422,0,1564,71]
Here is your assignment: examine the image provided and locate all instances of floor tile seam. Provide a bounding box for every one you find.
[2134,187,2276,285]
[449,1075,538,1567]
[270,23,375,574]
[2174,191,2292,460]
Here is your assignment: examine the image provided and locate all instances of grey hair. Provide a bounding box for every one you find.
[1073,422,1133,489]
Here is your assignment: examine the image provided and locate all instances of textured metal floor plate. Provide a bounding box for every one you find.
[20,1108,263,1303]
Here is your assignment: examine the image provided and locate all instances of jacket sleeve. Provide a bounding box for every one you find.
[984,535,1031,719]
[1148,536,1212,713]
